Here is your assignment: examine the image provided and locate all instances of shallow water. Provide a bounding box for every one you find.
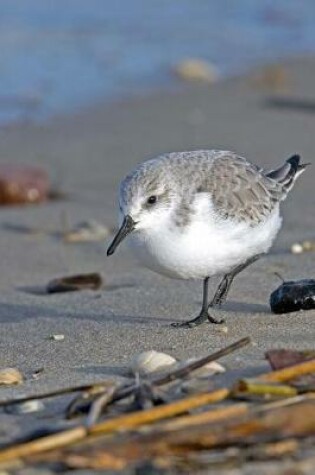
[0,0,315,123]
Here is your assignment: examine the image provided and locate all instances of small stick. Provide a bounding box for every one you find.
[89,388,230,436]
[0,382,109,408]
[86,386,117,427]
[259,358,315,383]
[0,427,87,464]
[156,403,249,432]
[234,379,298,398]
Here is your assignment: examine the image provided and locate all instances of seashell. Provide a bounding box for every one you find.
[180,359,226,378]
[0,368,23,385]
[291,243,303,254]
[130,351,177,376]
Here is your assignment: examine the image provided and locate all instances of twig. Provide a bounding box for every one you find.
[0,382,110,408]
[86,385,117,427]
[259,358,315,383]
[233,379,298,398]
[89,388,230,436]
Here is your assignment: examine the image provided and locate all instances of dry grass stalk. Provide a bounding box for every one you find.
[259,358,315,383]
[234,379,298,398]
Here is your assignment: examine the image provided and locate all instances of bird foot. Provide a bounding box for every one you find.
[171,313,224,328]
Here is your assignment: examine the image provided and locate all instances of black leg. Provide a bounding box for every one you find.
[171,277,224,328]
[209,254,262,309]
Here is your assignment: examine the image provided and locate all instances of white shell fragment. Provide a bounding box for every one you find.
[0,368,23,386]
[291,243,303,254]
[291,240,315,254]
[130,350,177,376]
[50,334,65,341]
[181,359,226,378]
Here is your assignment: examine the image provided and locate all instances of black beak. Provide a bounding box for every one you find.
[107,215,135,256]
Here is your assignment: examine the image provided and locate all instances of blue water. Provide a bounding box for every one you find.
[0,0,315,124]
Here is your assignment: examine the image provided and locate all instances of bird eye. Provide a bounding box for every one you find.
[147,195,157,205]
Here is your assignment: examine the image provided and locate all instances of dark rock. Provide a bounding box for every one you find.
[270,279,315,314]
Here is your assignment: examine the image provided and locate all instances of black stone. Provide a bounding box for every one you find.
[270,279,315,314]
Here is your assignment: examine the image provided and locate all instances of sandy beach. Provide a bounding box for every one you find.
[0,56,314,470]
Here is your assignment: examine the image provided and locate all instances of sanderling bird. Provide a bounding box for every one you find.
[107,150,307,328]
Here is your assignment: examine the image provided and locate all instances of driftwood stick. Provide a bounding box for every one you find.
[89,388,229,436]
[0,382,110,408]
[259,358,315,383]
[0,427,87,464]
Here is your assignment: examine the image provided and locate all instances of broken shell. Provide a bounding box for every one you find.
[0,368,23,385]
[291,243,304,254]
[180,359,226,378]
[130,351,177,376]
[50,334,65,341]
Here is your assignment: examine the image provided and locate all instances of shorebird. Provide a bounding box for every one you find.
[107,151,307,328]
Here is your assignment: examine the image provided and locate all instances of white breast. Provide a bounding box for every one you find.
[128,195,282,280]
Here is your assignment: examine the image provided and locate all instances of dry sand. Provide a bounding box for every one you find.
[0,57,314,465]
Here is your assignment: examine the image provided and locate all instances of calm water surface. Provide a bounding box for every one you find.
[0,0,314,123]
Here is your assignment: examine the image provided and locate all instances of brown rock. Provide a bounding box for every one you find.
[0,164,50,205]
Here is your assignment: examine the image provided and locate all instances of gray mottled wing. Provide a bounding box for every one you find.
[200,153,283,225]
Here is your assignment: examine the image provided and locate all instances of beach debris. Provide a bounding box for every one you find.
[5,400,44,415]
[0,164,50,205]
[0,368,23,386]
[130,351,177,376]
[47,272,103,293]
[174,58,219,83]
[291,240,315,254]
[63,220,112,243]
[270,279,315,314]
[50,334,65,341]
[2,337,315,470]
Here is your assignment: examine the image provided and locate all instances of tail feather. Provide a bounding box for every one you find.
[266,154,309,196]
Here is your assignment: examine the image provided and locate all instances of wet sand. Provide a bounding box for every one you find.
[0,57,314,465]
